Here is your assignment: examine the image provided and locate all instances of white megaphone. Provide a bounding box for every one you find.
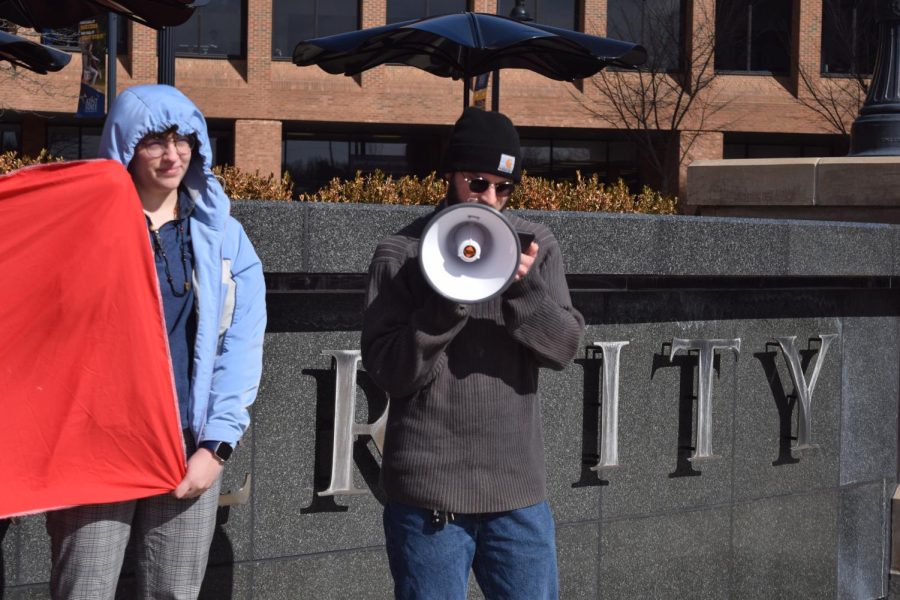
[419,203,521,303]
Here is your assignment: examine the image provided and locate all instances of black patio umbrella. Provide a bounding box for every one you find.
[0,29,70,73]
[0,0,204,30]
[293,12,646,106]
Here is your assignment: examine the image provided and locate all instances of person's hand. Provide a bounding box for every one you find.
[515,242,539,281]
[172,448,224,499]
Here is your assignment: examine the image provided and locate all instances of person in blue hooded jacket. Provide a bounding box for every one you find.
[44,84,266,600]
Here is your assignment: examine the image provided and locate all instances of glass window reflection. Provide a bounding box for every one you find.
[520,138,639,188]
[715,0,791,73]
[607,0,682,71]
[497,0,577,29]
[1,125,20,153]
[388,0,466,24]
[821,0,877,75]
[272,0,359,59]
[47,125,102,160]
[174,0,244,57]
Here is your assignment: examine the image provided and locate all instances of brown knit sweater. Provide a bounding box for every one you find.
[360,207,584,514]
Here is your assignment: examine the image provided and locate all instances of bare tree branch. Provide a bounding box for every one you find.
[575,0,728,196]
[796,0,872,135]
[0,20,79,117]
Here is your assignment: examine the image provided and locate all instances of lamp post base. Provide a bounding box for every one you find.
[849,112,900,156]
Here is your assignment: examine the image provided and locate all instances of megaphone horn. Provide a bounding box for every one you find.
[419,203,521,304]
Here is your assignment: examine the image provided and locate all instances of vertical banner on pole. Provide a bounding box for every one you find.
[472,74,489,109]
[77,19,106,117]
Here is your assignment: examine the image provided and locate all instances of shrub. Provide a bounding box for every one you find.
[2,153,677,214]
[298,170,447,206]
[299,170,678,215]
[0,149,63,174]
[508,173,677,214]
[212,165,293,201]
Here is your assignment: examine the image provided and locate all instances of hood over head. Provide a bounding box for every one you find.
[99,84,227,229]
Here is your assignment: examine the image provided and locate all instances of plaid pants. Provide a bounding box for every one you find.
[45,436,220,600]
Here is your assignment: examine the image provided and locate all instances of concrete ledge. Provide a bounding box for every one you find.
[817,157,900,206]
[687,156,900,222]
[687,158,818,206]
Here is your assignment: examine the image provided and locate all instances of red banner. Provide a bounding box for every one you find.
[0,160,186,518]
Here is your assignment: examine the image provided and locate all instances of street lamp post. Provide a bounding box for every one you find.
[849,0,900,155]
[491,0,532,112]
[157,26,176,85]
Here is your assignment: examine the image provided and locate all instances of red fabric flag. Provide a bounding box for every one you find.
[0,159,187,518]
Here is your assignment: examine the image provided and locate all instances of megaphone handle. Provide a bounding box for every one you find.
[517,231,535,250]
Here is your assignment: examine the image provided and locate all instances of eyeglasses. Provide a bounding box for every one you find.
[463,176,515,197]
[138,135,194,158]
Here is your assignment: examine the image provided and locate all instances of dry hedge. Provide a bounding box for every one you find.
[1,153,677,215]
[301,170,677,215]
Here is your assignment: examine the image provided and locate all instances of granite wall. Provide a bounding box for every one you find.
[2,202,898,599]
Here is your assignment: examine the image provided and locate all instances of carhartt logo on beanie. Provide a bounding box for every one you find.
[440,107,522,182]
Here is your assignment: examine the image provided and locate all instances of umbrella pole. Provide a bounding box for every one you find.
[463,77,469,109]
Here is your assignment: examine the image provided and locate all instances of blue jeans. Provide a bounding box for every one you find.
[383,501,559,600]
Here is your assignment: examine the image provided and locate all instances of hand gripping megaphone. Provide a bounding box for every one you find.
[419,203,522,304]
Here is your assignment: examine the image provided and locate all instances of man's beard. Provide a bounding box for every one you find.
[445,177,462,206]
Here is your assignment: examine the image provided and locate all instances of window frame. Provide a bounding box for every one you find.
[386,0,469,25]
[0,123,22,154]
[173,0,247,59]
[282,131,444,196]
[820,0,877,77]
[714,0,793,75]
[496,0,580,30]
[605,0,686,73]
[46,124,103,161]
[518,135,640,189]
[271,0,361,61]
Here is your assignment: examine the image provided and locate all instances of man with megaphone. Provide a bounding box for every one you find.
[361,108,585,600]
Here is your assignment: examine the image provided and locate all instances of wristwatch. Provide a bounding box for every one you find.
[199,440,233,464]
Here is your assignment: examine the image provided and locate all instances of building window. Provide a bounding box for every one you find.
[174,0,245,58]
[47,125,102,160]
[821,0,877,75]
[272,0,359,59]
[607,0,683,71]
[519,138,639,188]
[283,131,641,196]
[283,133,442,195]
[387,0,467,24]
[205,121,235,166]
[497,0,577,29]
[0,124,21,153]
[723,133,849,158]
[715,0,791,73]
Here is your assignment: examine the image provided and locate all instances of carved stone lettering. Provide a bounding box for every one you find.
[773,335,838,451]
[590,341,629,471]
[318,350,389,497]
[669,338,741,462]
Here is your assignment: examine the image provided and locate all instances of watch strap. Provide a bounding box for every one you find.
[199,440,233,463]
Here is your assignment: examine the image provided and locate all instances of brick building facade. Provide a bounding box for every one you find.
[0,0,875,198]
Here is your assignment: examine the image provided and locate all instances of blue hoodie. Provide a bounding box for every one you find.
[99,84,266,447]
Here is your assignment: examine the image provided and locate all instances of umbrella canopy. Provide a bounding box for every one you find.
[0,0,205,30]
[293,12,646,81]
[0,29,70,73]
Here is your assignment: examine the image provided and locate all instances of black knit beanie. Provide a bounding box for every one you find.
[440,107,522,182]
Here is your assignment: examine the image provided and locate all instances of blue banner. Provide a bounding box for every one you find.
[77,19,106,117]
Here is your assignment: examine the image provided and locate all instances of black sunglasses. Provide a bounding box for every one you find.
[463,176,516,197]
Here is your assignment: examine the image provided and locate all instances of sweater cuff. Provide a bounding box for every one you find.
[502,272,549,325]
